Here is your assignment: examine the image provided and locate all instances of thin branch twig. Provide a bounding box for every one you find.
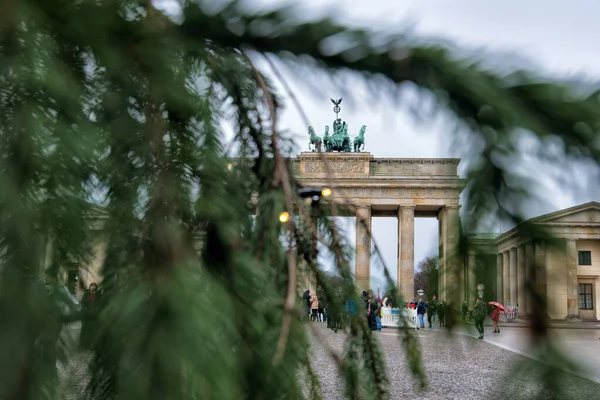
[244,51,299,366]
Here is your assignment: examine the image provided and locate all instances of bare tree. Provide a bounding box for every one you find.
[415,256,439,300]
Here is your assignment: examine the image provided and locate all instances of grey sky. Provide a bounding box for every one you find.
[158,0,600,288]
[239,0,600,289]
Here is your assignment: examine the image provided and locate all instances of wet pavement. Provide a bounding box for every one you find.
[59,321,600,399]
[308,322,600,399]
[440,321,600,384]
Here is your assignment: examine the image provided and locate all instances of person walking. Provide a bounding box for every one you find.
[426,299,435,328]
[303,289,311,319]
[473,296,487,339]
[461,300,468,321]
[416,298,427,329]
[375,300,383,332]
[366,296,379,332]
[310,291,319,321]
[437,301,446,327]
[491,305,500,333]
[81,282,102,348]
[430,295,438,322]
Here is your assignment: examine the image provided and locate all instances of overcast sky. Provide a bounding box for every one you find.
[235,0,600,289]
[160,0,600,289]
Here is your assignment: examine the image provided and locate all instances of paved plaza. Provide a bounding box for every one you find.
[447,321,600,384]
[57,322,600,399]
[309,323,600,399]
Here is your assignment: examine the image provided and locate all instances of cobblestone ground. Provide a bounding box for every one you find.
[309,324,600,400]
[57,324,600,399]
[57,326,91,400]
[58,351,92,400]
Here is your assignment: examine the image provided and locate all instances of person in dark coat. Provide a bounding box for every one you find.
[367,297,379,331]
[437,301,446,327]
[462,300,468,321]
[416,299,427,329]
[80,282,102,348]
[302,289,311,319]
[473,296,487,339]
[327,288,342,332]
[427,299,436,328]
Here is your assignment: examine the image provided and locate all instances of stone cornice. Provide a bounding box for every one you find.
[540,222,600,227]
[445,205,461,210]
[294,152,463,180]
[371,158,460,164]
[496,221,600,249]
[297,180,466,188]
[578,274,600,279]
[494,202,600,246]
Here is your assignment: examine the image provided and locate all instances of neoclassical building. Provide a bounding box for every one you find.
[467,201,600,321]
[48,151,466,303]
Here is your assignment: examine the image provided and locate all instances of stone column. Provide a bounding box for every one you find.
[355,205,371,292]
[398,206,415,301]
[534,242,547,303]
[445,206,461,305]
[461,262,466,303]
[509,248,518,306]
[496,253,504,304]
[565,239,579,319]
[517,246,526,314]
[437,211,446,300]
[503,250,510,305]
[467,250,477,302]
[41,234,54,277]
[525,243,535,317]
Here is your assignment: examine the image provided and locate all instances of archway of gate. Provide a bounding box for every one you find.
[292,152,466,302]
[318,217,439,300]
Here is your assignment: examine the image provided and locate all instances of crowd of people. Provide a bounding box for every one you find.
[302,288,386,333]
[301,288,456,332]
[407,296,448,329]
[302,288,502,339]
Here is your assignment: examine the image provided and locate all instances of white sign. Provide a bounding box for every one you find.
[381,307,418,329]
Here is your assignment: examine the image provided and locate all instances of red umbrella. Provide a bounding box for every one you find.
[488,301,505,311]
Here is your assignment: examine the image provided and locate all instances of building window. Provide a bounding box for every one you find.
[579,283,593,310]
[578,251,592,266]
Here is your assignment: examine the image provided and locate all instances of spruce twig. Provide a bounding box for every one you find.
[245,53,300,366]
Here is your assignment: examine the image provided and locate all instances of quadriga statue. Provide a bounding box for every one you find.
[353,125,366,152]
[308,126,322,152]
[306,98,367,153]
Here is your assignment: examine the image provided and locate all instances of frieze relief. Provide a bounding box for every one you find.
[302,160,366,174]
[330,187,461,199]
[302,162,326,174]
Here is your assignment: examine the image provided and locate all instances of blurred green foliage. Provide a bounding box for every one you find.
[1,1,599,399]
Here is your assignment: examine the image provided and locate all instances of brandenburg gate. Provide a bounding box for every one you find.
[294,99,465,301]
